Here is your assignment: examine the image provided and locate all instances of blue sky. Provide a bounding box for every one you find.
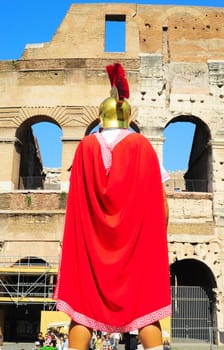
[0,0,222,61]
[0,0,221,170]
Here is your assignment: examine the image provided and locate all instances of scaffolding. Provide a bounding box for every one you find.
[0,256,58,308]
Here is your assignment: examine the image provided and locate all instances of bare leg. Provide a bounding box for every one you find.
[69,321,92,350]
[138,322,163,349]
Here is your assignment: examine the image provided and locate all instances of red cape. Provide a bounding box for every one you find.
[54,132,171,332]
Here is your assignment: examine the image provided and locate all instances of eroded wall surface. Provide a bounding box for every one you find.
[0,3,224,343]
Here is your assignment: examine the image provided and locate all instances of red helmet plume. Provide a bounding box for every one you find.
[106,63,130,100]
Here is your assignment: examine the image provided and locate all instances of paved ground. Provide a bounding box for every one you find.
[1,343,224,350]
[0,343,33,350]
[172,344,224,350]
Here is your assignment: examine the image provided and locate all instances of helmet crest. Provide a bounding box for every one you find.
[99,63,131,129]
[106,63,130,100]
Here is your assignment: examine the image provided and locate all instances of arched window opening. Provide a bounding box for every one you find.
[32,122,62,168]
[170,259,217,344]
[164,122,195,171]
[15,256,49,266]
[32,121,62,190]
[16,118,62,190]
[163,116,212,192]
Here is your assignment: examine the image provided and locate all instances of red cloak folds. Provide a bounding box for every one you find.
[54,132,171,332]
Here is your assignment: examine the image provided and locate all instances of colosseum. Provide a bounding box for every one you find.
[0,3,224,348]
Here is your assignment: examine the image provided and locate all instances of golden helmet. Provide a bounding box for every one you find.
[99,63,131,129]
[99,96,131,129]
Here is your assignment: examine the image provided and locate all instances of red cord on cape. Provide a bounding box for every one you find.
[106,63,130,99]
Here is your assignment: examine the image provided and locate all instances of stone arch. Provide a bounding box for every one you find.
[15,105,100,191]
[15,115,62,190]
[16,115,61,140]
[161,6,208,33]
[170,258,216,289]
[160,8,215,40]
[157,6,219,62]
[162,5,204,19]
[168,241,221,277]
[165,115,212,192]
[0,105,100,190]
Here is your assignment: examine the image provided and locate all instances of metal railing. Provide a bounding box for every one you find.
[20,177,209,192]
[0,256,58,305]
[172,286,216,344]
[20,176,61,190]
[0,281,55,299]
[165,179,209,192]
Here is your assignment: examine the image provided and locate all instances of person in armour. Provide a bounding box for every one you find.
[54,63,171,350]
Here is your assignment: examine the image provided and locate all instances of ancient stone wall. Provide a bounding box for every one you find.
[0,3,224,344]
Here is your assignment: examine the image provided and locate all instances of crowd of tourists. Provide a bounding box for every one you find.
[32,330,68,349]
[89,331,121,350]
[31,330,170,350]
[31,330,121,350]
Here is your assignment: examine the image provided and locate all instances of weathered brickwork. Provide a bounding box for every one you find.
[0,3,224,345]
